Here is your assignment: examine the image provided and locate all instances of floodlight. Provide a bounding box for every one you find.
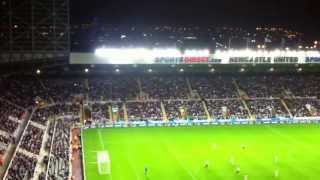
[269,67,274,72]
[184,49,210,57]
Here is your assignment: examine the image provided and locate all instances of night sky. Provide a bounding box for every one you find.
[70,0,320,37]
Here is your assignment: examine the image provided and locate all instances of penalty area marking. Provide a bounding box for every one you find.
[96,130,113,179]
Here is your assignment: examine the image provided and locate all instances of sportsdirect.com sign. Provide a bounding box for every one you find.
[70,48,320,64]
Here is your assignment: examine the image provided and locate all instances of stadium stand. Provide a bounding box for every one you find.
[164,100,206,120]
[47,118,73,180]
[91,103,110,121]
[206,99,249,119]
[6,152,37,180]
[2,73,320,179]
[20,124,44,155]
[189,76,238,99]
[286,98,320,117]
[247,99,289,118]
[141,76,190,99]
[235,76,284,98]
[127,101,162,121]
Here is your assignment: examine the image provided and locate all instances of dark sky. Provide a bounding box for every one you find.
[71,0,320,36]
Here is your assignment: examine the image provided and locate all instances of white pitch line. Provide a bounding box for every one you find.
[98,130,105,149]
[97,130,113,180]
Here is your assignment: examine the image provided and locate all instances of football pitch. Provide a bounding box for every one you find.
[83,124,320,180]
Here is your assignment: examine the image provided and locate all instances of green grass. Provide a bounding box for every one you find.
[83,124,320,180]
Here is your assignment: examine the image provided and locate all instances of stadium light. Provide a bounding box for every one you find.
[179,68,184,72]
[297,67,303,72]
[210,68,215,72]
[269,67,275,72]
[94,47,182,64]
[184,49,210,57]
[84,68,89,73]
[36,69,41,75]
[115,68,120,73]
[148,68,153,73]
[240,67,245,72]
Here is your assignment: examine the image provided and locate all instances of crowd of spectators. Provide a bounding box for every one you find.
[206,100,249,119]
[286,98,320,117]
[127,101,162,121]
[189,76,238,99]
[141,76,189,100]
[42,79,86,103]
[89,79,112,101]
[32,104,80,126]
[247,99,289,119]
[280,76,320,98]
[91,103,110,122]
[1,77,50,108]
[0,120,19,135]
[20,125,44,155]
[88,77,139,101]
[0,135,10,155]
[236,76,284,98]
[0,100,24,134]
[164,100,206,120]
[7,152,37,180]
[47,118,72,180]
[110,77,139,101]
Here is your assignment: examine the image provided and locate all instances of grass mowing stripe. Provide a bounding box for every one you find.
[266,125,320,157]
[124,143,141,180]
[162,140,197,180]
